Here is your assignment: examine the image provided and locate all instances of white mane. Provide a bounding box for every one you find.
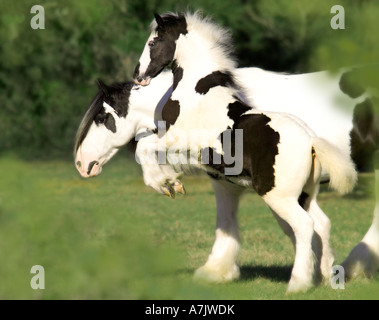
[186,12,235,59]
[185,12,237,71]
[152,11,238,72]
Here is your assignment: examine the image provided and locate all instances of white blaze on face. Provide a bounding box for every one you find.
[136,32,157,85]
[75,102,132,178]
[75,123,110,178]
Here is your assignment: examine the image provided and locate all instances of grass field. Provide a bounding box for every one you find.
[0,152,378,299]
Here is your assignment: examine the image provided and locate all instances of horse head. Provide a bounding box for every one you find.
[74,80,135,177]
[133,13,188,86]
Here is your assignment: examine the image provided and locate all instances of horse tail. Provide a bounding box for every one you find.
[312,137,358,195]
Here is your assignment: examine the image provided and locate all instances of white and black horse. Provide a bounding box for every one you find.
[237,67,379,280]
[130,12,358,292]
[75,72,356,293]
[74,13,378,291]
[132,12,379,283]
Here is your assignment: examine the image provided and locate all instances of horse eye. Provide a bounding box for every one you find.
[148,40,155,47]
[95,114,107,125]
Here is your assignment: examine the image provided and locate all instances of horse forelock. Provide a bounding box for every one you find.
[73,81,134,156]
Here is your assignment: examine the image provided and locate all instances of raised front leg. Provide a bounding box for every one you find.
[136,135,184,197]
[194,179,244,283]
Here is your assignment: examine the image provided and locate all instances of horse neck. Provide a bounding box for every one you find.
[128,72,173,133]
[174,30,236,82]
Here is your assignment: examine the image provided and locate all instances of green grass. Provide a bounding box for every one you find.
[0,153,378,299]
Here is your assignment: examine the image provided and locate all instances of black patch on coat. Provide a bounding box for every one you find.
[195,71,236,95]
[202,113,280,196]
[161,98,180,132]
[138,13,188,81]
[172,60,184,90]
[339,70,366,98]
[350,98,379,171]
[94,112,117,133]
[236,113,280,196]
[227,100,252,123]
[298,192,310,210]
[100,81,132,118]
[104,113,116,133]
[201,147,228,174]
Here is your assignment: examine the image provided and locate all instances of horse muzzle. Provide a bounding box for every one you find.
[75,159,102,178]
[134,76,151,86]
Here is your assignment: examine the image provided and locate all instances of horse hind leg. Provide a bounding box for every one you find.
[272,147,334,285]
[194,179,243,283]
[264,192,316,293]
[269,192,333,286]
[342,167,379,279]
[306,195,334,283]
[301,158,335,283]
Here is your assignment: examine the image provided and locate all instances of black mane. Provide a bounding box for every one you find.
[74,81,134,155]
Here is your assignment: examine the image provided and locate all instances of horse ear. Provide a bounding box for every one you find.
[96,79,109,96]
[154,13,165,30]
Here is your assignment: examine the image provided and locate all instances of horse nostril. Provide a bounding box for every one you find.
[137,76,143,82]
[76,161,82,168]
[87,161,99,175]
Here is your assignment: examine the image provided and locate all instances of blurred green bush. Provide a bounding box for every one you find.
[0,0,378,159]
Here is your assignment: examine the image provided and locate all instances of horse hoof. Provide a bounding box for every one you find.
[286,279,314,293]
[161,184,175,199]
[174,181,186,195]
[194,265,240,283]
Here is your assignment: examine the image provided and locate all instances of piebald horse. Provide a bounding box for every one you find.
[74,13,378,292]
[130,12,358,292]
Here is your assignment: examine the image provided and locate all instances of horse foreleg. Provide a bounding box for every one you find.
[135,135,184,197]
[194,179,244,283]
